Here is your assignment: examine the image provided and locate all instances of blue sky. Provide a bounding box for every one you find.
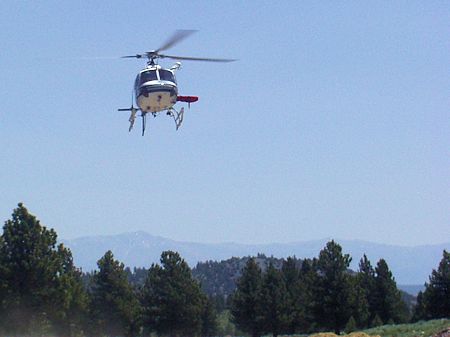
[0,1,449,246]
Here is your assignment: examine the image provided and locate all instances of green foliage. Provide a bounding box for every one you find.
[371,313,384,327]
[421,250,450,319]
[231,257,263,337]
[357,254,377,325]
[259,263,289,337]
[1,204,446,336]
[141,250,207,337]
[216,309,241,336]
[282,256,309,334]
[201,296,219,337]
[348,274,370,329]
[0,203,88,336]
[51,247,89,337]
[297,258,321,333]
[364,318,450,337]
[345,316,357,333]
[315,240,354,334]
[373,259,409,324]
[411,291,427,322]
[192,254,287,299]
[89,250,141,337]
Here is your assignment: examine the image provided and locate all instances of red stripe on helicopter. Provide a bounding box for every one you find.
[177,96,199,103]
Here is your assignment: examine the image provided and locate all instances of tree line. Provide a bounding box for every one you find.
[231,242,410,336]
[0,203,448,337]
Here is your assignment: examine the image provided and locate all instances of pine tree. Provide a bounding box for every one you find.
[315,240,353,334]
[421,250,450,318]
[356,254,377,326]
[50,245,89,337]
[141,250,206,337]
[411,291,428,322]
[231,257,263,337]
[0,203,88,336]
[89,250,141,337]
[371,313,383,327]
[259,263,289,337]
[298,258,319,333]
[201,296,219,337]
[348,274,369,329]
[373,259,408,324]
[282,257,303,334]
[344,316,357,333]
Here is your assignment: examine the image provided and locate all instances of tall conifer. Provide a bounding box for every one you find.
[373,259,408,324]
[421,250,450,318]
[89,250,140,337]
[141,250,206,337]
[357,254,377,325]
[315,240,353,334]
[0,203,88,336]
[231,258,263,337]
[259,263,289,337]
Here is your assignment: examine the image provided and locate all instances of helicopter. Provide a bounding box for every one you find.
[118,30,236,135]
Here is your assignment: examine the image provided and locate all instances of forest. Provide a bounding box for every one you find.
[0,203,449,337]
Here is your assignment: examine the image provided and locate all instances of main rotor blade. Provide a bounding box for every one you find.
[155,30,197,53]
[121,54,143,59]
[160,54,237,62]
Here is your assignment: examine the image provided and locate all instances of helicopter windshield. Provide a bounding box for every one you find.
[140,70,158,83]
[159,69,175,82]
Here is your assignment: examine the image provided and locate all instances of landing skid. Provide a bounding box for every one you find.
[167,107,184,130]
[119,106,184,135]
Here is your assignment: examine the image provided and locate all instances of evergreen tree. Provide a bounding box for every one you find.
[411,291,428,322]
[231,257,263,337]
[371,313,383,327]
[141,250,206,337]
[373,258,408,324]
[50,245,89,337]
[344,316,357,333]
[356,254,377,326]
[0,203,88,336]
[201,296,219,337]
[89,250,141,337]
[315,240,353,334]
[282,257,303,334]
[421,250,450,319]
[348,274,369,329]
[298,258,320,333]
[259,263,289,337]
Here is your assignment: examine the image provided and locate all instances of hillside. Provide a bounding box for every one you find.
[62,231,449,285]
[190,254,417,312]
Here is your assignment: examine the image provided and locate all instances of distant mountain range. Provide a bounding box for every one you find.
[62,231,449,286]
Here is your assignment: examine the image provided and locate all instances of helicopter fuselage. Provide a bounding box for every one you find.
[134,65,178,113]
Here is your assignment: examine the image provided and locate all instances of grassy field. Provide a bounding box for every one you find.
[307,319,450,337]
[219,318,450,337]
[362,319,450,337]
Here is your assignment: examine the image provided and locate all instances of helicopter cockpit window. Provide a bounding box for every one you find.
[140,70,158,83]
[158,69,175,82]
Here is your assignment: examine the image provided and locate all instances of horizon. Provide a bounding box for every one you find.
[61,229,450,248]
[59,227,447,286]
